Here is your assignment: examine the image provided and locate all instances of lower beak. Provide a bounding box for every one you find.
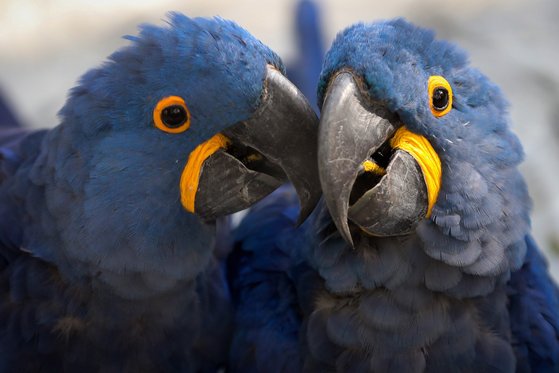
[182,66,320,222]
[318,72,441,246]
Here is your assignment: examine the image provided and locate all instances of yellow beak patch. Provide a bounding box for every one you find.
[390,127,441,217]
[180,133,231,213]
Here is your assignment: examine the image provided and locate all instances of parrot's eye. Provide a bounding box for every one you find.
[153,96,191,133]
[432,88,448,110]
[428,76,453,117]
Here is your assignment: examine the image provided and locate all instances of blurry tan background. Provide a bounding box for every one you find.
[1,0,558,275]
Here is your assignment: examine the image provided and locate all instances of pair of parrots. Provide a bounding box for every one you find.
[0,4,557,373]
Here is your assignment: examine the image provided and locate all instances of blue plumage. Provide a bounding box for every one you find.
[227,186,306,373]
[229,18,559,372]
[0,13,319,371]
[509,235,559,371]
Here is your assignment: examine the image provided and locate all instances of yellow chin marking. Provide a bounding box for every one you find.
[180,134,231,213]
[362,160,386,175]
[389,126,442,217]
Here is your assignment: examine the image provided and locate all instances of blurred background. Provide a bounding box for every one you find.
[1,0,558,276]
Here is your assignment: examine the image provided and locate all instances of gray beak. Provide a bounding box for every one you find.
[318,72,428,246]
[195,66,320,222]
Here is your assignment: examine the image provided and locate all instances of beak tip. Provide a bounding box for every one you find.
[328,202,355,248]
[340,222,355,248]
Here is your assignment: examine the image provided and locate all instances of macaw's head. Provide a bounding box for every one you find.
[58,13,319,223]
[318,19,530,274]
[48,14,320,289]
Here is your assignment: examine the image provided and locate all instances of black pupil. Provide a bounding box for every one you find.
[161,105,187,128]
[432,87,449,111]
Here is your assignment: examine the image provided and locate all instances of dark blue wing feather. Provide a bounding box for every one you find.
[0,87,27,182]
[0,88,29,250]
[227,186,310,373]
[0,89,70,371]
[508,235,559,371]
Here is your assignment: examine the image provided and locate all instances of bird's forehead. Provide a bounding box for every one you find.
[71,15,284,135]
[323,20,467,83]
[133,16,282,84]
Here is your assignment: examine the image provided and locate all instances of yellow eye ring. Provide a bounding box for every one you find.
[153,96,191,133]
[428,76,453,117]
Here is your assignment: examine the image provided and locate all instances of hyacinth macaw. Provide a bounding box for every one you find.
[0,14,320,371]
[228,18,559,372]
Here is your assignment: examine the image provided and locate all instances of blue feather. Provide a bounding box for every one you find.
[227,186,308,373]
[508,235,559,371]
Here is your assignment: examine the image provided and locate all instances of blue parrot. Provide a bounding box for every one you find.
[228,18,559,372]
[0,13,320,371]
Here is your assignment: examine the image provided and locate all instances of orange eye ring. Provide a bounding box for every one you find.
[153,96,191,133]
[428,76,453,117]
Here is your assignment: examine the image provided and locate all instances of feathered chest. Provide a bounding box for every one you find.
[303,217,517,371]
[0,252,230,372]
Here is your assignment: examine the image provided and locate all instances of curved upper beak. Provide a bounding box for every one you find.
[188,66,320,222]
[319,72,432,246]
